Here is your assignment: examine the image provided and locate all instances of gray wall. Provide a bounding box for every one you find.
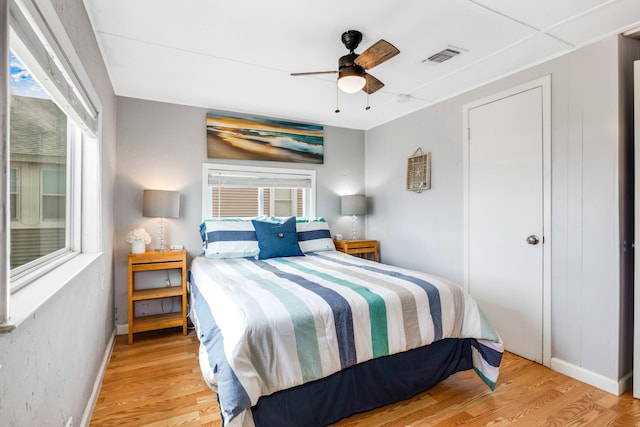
[365,36,629,386]
[114,97,365,325]
[0,0,116,425]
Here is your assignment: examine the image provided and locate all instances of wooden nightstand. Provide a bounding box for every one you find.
[334,239,379,262]
[128,249,187,344]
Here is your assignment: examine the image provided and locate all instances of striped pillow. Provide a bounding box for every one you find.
[200,218,259,259]
[296,217,336,253]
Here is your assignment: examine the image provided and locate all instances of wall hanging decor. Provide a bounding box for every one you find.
[407,147,431,193]
[206,112,324,164]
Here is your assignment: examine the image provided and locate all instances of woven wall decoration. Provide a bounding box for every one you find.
[407,148,431,193]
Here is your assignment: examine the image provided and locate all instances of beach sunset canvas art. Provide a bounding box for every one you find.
[206,112,324,164]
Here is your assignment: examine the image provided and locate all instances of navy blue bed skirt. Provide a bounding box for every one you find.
[251,338,475,426]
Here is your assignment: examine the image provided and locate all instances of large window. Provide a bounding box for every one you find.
[203,164,315,219]
[4,0,99,291]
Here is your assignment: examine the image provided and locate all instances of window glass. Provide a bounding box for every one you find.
[42,169,65,194]
[9,168,17,220]
[9,169,16,193]
[42,169,65,220]
[210,187,305,218]
[211,187,260,217]
[10,50,68,269]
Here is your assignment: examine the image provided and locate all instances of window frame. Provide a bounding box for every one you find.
[202,163,317,220]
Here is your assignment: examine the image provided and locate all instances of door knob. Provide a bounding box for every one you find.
[526,235,540,245]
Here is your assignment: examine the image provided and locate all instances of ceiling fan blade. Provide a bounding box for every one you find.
[291,71,337,76]
[355,39,400,70]
[363,74,384,94]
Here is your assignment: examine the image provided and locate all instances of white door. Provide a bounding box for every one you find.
[465,80,549,364]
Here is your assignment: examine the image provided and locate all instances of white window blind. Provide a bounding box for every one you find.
[9,0,98,135]
[207,170,313,189]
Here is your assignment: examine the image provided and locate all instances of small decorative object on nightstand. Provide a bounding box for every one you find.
[126,228,151,254]
[128,249,187,344]
[334,239,379,262]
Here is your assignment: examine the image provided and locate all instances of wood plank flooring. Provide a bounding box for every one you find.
[90,329,640,426]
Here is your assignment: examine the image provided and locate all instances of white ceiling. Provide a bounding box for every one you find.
[82,0,640,130]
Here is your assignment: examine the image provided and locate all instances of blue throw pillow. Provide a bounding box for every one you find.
[252,216,304,260]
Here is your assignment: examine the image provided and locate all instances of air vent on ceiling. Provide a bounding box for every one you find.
[422,48,460,64]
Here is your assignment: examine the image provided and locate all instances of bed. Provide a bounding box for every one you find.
[190,216,503,427]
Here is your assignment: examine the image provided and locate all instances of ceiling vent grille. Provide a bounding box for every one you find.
[423,48,460,64]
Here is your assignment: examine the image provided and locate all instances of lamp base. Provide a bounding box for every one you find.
[350,214,359,240]
[158,217,168,251]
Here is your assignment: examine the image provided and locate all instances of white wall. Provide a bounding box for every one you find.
[0,0,117,424]
[114,97,365,326]
[366,36,630,390]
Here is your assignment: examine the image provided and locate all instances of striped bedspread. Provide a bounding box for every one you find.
[190,252,503,426]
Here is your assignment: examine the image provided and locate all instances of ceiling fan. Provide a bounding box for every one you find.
[291,30,400,95]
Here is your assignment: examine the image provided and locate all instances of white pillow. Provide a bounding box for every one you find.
[296,217,336,253]
[200,218,259,259]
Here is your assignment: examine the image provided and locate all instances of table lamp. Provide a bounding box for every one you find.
[341,194,366,240]
[143,189,180,251]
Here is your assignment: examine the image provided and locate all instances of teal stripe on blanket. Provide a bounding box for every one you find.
[304,257,423,349]
[314,253,444,341]
[233,262,324,382]
[478,310,500,343]
[277,258,390,358]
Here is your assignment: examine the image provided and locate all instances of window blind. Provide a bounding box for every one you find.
[9,0,98,135]
[207,170,313,189]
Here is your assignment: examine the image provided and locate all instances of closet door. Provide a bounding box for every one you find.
[464,77,551,365]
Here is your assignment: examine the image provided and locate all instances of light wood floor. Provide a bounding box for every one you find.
[90,329,640,426]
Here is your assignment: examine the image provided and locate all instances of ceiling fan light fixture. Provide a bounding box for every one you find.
[338,66,366,93]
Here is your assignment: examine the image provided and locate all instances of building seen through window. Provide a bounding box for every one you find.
[9,51,68,269]
[211,187,304,218]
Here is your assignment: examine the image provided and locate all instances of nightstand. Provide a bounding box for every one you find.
[128,249,187,344]
[334,239,379,262]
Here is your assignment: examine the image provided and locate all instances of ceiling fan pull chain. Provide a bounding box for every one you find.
[335,81,340,113]
[365,80,371,110]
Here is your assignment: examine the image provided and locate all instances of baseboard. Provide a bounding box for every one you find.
[115,323,128,335]
[618,370,633,395]
[79,329,116,427]
[550,357,626,396]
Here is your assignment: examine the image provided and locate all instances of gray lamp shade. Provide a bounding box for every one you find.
[341,194,366,216]
[143,189,180,218]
